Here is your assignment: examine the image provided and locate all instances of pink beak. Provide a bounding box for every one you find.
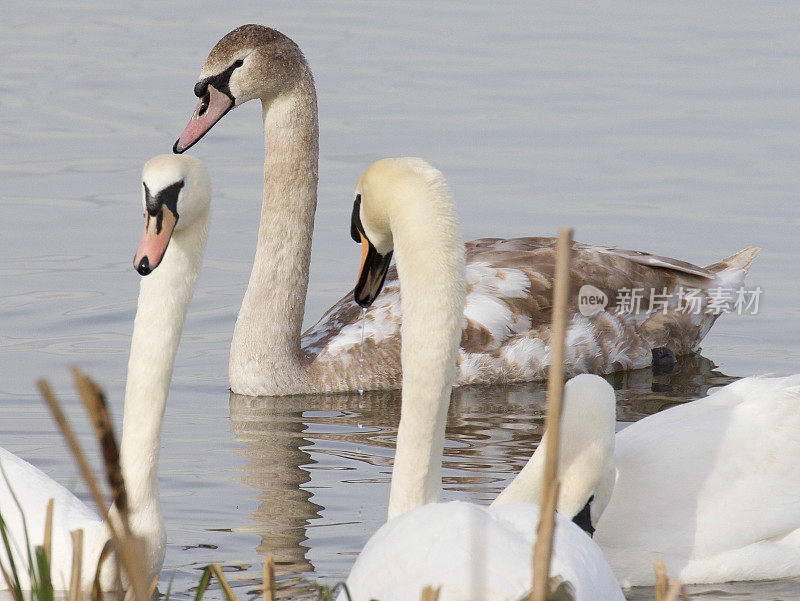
[173,84,234,153]
[133,206,178,275]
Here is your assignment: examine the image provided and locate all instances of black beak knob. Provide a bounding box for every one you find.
[136,256,152,276]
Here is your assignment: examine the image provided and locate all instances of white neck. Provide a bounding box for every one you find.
[491,375,616,520]
[119,212,208,579]
[491,429,552,507]
[386,182,465,520]
[228,71,319,396]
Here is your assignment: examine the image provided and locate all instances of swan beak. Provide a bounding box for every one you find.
[173,84,233,153]
[354,232,393,308]
[133,206,179,275]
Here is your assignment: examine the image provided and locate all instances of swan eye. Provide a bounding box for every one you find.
[197,59,244,104]
[197,93,210,117]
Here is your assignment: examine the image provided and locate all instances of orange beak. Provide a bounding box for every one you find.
[353,231,393,307]
[133,206,178,275]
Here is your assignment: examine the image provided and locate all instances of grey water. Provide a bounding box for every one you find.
[1,1,799,599]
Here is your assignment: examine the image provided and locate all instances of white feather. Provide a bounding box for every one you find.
[341,161,624,600]
[595,375,800,586]
[341,502,624,601]
[0,155,209,591]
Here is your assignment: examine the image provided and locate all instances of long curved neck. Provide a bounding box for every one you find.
[229,71,319,395]
[119,213,207,562]
[491,429,550,507]
[387,190,465,520]
[491,391,615,521]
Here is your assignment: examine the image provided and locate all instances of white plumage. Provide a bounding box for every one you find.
[338,159,624,601]
[595,375,800,586]
[343,502,624,601]
[0,155,210,590]
[0,448,108,591]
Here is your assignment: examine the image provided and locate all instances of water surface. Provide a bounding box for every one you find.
[1,2,799,599]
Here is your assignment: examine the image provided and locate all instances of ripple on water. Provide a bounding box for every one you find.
[2,3,800,600]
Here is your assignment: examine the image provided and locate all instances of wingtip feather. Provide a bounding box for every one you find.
[705,247,761,274]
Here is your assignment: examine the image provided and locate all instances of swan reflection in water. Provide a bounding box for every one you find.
[227,354,734,591]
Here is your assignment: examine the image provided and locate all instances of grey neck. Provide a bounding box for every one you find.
[229,70,319,395]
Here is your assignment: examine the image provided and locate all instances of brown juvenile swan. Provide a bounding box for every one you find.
[174,24,758,396]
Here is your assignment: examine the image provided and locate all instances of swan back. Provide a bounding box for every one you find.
[596,374,800,585]
[341,501,625,601]
[493,374,617,529]
[0,448,107,591]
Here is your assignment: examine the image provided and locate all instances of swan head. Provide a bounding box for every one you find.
[174,25,309,153]
[350,158,453,307]
[133,154,210,275]
[554,374,617,534]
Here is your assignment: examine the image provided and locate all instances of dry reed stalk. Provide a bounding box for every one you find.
[420,585,440,601]
[69,529,84,601]
[147,574,159,598]
[115,522,148,601]
[37,375,149,601]
[210,563,242,601]
[91,539,113,601]
[72,367,128,521]
[263,554,275,601]
[663,580,684,601]
[43,498,54,566]
[530,227,574,601]
[73,368,151,601]
[653,559,668,601]
[37,380,117,533]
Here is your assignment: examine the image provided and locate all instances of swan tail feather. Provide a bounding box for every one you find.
[701,247,760,293]
[704,247,760,275]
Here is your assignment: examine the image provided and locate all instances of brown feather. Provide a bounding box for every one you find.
[300,238,758,390]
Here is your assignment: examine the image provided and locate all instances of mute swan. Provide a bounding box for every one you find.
[592,374,800,586]
[338,158,624,601]
[174,24,759,396]
[0,155,210,590]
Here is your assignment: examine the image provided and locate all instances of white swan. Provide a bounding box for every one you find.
[0,155,210,590]
[337,158,624,601]
[173,24,759,397]
[593,374,800,586]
